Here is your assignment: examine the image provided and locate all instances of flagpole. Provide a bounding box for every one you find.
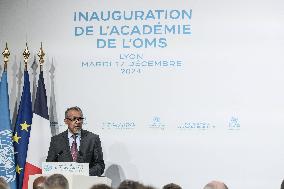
[14,43,32,189]
[37,42,45,72]
[23,42,51,189]
[1,43,17,189]
[2,42,10,71]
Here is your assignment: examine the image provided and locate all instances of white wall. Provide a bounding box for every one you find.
[1,0,284,188]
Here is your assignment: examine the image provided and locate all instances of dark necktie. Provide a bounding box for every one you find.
[71,134,78,161]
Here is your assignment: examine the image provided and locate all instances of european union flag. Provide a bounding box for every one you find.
[13,70,32,189]
[0,71,16,189]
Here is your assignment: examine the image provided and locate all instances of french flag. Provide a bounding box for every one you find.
[22,71,51,189]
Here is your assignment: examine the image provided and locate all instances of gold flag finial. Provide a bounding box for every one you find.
[23,42,30,71]
[2,42,10,71]
[37,42,45,71]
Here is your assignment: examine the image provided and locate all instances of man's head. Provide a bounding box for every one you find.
[90,184,112,189]
[33,176,46,189]
[144,186,157,189]
[118,180,145,189]
[0,177,9,189]
[203,181,228,189]
[163,183,182,189]
[44,174,69,189]
[64,106,84,134]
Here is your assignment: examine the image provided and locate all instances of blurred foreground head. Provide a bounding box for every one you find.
[162,183,182,189]
[33,176,46,189]
[90,184,112,189]
[0,177,9,189]
[44,174,69,189]
[203,180,228,189]
[118,180,145,189]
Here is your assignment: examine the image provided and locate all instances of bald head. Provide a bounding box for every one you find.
[203,181,228,189]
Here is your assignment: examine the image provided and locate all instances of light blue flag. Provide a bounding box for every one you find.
[0,71,17,189]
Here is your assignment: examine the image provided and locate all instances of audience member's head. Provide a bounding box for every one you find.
[33,176,46,189]
[203,181,228,189]
[281,179,284,189]
[118,180,145,189]
[163,183,182,189]
[0,177,9,189]
[144,186,157,189]
[44,174,69,189]
[90,184,112,189]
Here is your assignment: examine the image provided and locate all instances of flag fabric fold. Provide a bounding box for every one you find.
[23,70,51,189]
[0,71,16,189]
[13,70,33,189]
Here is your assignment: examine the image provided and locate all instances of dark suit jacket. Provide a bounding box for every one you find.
[46,129,105,176]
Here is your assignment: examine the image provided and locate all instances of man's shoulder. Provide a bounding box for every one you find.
[82,129,99,138]
[51,130,68,140]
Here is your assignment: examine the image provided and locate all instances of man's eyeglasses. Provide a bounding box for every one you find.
[65,117,84,122]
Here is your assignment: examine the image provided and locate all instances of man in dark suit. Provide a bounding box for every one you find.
[46,106,105,176]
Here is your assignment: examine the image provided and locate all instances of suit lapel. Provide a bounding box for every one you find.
[62,130,73,161]
[79,129,87,152]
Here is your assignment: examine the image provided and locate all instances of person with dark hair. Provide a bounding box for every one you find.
[281,179,284,189]
[33,176,46,189]
[203,180,228,189]
[162,183,182,189]
[118,180,145,189]
[90,184,112,189]
[44,174,69,189]
[46,106,105,176]
[0,177,9,189]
